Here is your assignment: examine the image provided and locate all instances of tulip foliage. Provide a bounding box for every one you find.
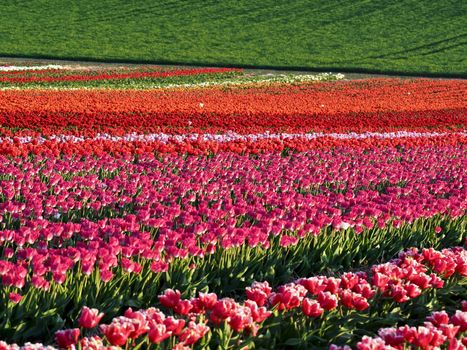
[0,70,465,349]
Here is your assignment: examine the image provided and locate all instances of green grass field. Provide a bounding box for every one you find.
[0,0,465,76]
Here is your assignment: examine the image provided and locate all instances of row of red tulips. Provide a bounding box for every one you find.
[2,246,465,349]
[0,79,465,137]
[0,134,465,157]
[1,109,464,137]
[2,78,464,115]
[331,306,467,350]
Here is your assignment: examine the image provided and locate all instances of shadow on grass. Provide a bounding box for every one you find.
[1,53,466,79]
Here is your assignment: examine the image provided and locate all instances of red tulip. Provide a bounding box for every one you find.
[352,294,370,311]
[78,306,104,329]
[317,292,338,311]
[197,292,218,310]
[100,321,133,346]
[427,311,450,327]
[302,298,324,317]
[178,321,209,346]
[297,277,327,295]
[450,311,467,332]
[244,300,271,323]
[159,289,181,309]
[164,316,185,335]
[246,281,272,306]
[148,322,170,344]
[173,300,193,315]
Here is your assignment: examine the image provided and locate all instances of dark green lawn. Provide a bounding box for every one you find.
[0,0,466,76]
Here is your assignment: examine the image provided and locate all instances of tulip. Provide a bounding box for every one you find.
[244,300,271,323]
[317,292,338,311]
[164,317,185,335]
[352,294,370,311]
[100,322,133,346]
[80,336,104,350]
[159,289,181,309]
[148,322,170,344]
[450,311,467,332]
[427,311,450,328]
[78,306,104,329]
[8,292,22,304]
[302,298,324,317]
[297,277,327,295]
[246,281,271,307]
[197,292,218,310]
[55,329,80,349]
[210,299,237,325]
[178,321,209,346]
[173,300,193,315]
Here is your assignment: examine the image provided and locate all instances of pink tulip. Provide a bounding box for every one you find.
[159,289,181,309]
[450,311,467,332]
[55,329,80,349]
[8,292,22,304]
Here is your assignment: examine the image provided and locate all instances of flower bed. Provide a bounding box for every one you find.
[0,71,465,348]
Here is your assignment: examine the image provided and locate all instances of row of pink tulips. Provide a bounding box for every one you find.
[1,148,465,292]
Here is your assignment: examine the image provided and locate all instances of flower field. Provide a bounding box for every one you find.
[0,64,465,349]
